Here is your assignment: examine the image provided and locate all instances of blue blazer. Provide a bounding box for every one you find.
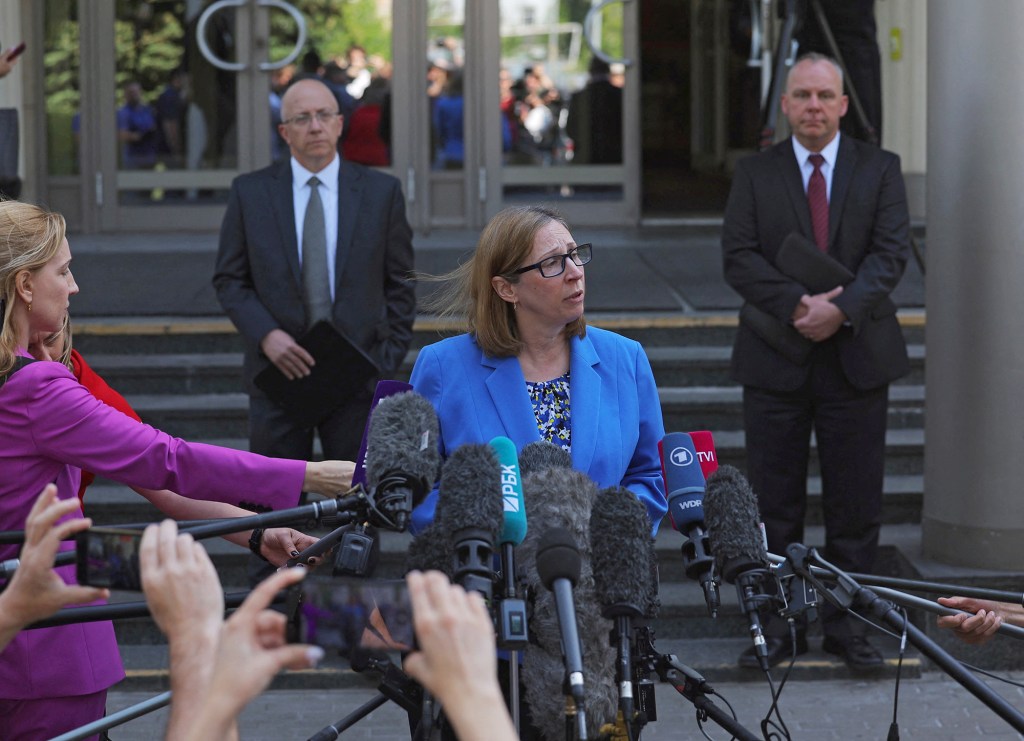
[409,327,667,532]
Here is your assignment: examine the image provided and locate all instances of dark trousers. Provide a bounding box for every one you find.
[249,388,374,463]
[742,342,888,638]
[246,387,374,584]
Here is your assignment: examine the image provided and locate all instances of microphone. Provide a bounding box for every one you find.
[434,443,503,600]
[519,467,616,741]
[536,527,589,741]
[705,464,775,672]
[352,380,412,488]
[659,432,719,617]
[590,486,658,731]
[364,391,441,532]
[489,436,529,649]
[518,439,572,477]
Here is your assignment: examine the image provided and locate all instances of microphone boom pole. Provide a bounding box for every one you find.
[787,543,1024,735]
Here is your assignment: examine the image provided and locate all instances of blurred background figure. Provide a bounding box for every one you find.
[116,81,158,170]
[566,57,623,165]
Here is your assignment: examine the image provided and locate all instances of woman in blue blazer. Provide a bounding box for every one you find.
[409,205,666,533]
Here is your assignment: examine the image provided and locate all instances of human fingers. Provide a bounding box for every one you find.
[237,566,306,619]
[252,610,288,649]
[156,519,181,566]
[139,523,163,590]
[23,485,72,541]
[266,643,324,672]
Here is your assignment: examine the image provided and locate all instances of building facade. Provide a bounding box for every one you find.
[0,0,926,234]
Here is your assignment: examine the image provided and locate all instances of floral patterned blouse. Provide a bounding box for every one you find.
[526,371,571,452]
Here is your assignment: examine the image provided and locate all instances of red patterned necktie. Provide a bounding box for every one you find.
[807,153,829,252]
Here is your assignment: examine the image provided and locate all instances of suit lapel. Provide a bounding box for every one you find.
[482,352,542,446]
[270,161,301,286]
[569,334,600,476]
[776,141,814,241]
[336,161,364,291]
[828,136,857,248]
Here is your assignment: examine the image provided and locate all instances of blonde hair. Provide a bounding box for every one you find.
[420,205,586,357]
[0,200,68,376]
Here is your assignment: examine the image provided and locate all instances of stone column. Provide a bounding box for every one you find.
[922,1,1024,568]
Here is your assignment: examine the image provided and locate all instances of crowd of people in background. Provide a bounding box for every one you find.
[108,37,626,182]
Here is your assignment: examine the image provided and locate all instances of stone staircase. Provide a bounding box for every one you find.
[70,310,965,689]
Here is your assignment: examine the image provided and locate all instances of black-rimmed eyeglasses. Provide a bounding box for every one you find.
[512,243,593,278]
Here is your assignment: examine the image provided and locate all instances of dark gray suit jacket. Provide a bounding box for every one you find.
[213,158,416,394]
[722,135,910,391]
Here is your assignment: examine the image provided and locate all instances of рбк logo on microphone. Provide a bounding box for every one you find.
[670,447,695,467]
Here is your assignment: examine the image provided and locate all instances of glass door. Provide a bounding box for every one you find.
[41,0,305,232]
[494,0,639,225]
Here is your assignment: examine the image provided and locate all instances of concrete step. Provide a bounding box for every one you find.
[70,311,928,356]
[80,343,926,396]
[123,386,927,441]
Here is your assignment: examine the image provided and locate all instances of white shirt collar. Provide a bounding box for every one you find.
[791,132,841,170]
[290,154,339,192]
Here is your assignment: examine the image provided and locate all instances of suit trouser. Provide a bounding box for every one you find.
[742,341,888,639]
[246,388,374,584]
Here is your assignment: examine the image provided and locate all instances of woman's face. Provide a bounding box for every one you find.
[509,220,586,333]
[25,238,77,337]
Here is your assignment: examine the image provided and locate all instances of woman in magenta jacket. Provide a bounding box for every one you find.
[0,200,353,740]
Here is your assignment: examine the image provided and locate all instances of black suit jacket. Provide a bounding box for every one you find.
[213,158,416,394]
[722,135,910,391]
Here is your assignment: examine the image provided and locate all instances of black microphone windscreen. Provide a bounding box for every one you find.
[704,464,767,582]
[590,486,657,618]
[404,522,453,577]
[519,468,617,739]
[518,440,572,477]
[434,443,503,540]
[536,527,582,589]
[365,391,441,494]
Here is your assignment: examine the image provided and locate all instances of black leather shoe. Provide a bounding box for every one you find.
[822,634,884,669]
[738,634,808,669]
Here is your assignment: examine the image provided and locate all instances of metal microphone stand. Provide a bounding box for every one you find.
[631,625,760,741]
[306,655,423,741]
[785,543,1024,735]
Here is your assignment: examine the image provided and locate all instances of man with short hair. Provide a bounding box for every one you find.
[722,53,910,670]
[214,78,415,480]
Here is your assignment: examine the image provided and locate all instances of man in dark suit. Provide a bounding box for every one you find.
[722,53,909,669]
[214,78,415,472]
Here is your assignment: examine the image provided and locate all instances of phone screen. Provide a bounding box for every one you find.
[6,42,25,61]
[76,526,145,590]
[298,575,414,656]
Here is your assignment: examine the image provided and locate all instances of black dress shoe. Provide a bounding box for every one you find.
[822,634,883,669]
[738,634,808,669]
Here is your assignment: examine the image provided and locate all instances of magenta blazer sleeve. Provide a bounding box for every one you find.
[3,360,307,514]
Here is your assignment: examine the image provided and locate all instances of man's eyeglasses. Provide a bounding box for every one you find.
[513,243,593,278]
[282,110,340,127]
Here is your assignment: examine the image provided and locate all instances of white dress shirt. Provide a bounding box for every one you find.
[290,154,340,301]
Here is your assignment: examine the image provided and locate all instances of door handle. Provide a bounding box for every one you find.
[196,0,307,72]
[583,0,634,67]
